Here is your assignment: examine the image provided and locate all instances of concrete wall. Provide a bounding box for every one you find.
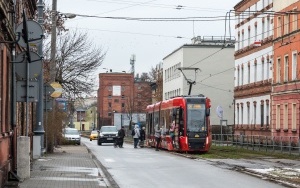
[163,44,235,126]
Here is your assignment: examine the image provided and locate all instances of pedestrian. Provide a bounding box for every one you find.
[115,126,125,148]
[133,124,140,148]
[139,127,146,148]
[169,120,175,146]
[154,124,162,151]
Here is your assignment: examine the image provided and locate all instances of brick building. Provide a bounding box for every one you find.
[98,72,152,127]
[234,0,273,136]
[0,1,37,186]
[272,0,300,137]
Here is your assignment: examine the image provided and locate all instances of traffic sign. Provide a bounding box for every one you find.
[16,20,43,48]
[216,105,223,119]
[50,82,63,98]
[15,51,42,79]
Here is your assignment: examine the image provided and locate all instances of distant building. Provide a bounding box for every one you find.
[98,72,152,127]
[163,36,235,126]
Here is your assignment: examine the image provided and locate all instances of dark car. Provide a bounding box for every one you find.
[97,126,118,145]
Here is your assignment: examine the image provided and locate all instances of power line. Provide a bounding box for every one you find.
[66,26,190,39]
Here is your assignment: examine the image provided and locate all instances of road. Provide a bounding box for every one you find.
[82,138,286,188]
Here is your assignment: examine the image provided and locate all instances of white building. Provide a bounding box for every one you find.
[163,36,235,126]
[234,0,273,136]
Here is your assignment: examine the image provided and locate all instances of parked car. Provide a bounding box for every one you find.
[90,130,98,141]
[97,126,118,145]
[62,128,81,145]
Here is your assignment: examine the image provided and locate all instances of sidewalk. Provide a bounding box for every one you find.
[18,145,110,188]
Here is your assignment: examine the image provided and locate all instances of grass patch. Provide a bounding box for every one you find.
[196,145,300,160]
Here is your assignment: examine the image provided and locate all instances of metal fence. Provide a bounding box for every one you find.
[212,134,300,155]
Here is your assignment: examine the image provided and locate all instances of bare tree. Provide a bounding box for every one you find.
[125,96,135,130]
[43,30,106,98]
[149,67,163,102]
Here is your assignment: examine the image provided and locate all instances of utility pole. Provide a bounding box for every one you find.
[34,0,45,153]
[50,0,57,81]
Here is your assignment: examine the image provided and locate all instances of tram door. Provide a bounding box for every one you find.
[173,107,182,149]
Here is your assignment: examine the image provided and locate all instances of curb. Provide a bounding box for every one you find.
[83,143,120,188]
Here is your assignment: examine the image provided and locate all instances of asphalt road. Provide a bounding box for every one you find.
[82,138,287,188]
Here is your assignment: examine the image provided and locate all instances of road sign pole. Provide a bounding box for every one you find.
[34,0,45,154]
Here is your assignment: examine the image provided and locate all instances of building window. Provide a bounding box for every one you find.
[237,68,240,86]
[292,51,297,80]
[247,30,250,46]
[247,105,250,125]
[248,65,250,83]
[284,104,288,130]
[238,35,240,50]
[292,103,296,130]
[277,58,281,83]
[284,15,289,35]
[241,67,244,85]
[241,105,243,125]
[261,61,264,80]
[138,86,142,90]
[277,17,282,37]
[108,102,111,107]
[114,99,119,103]
[253,104,256,125]
[254,25,258,41]
[262,20,265,40]
[108,86,112,91]
[254,63,257,82]
[284,55,289,82]
[276,104,280,129]
[108,95,112,99]
[241,33,244,48]
[121,86,125,91]
[292,9,298,31]
[260,104,264,127]
[237,107,240,125]
[138,94,141,98]
[266,102,269,127]
[267,60,270,79]
[108,112,112,116]
[122,103,125,108]
[122,95,125,99]
[267,17,270,37]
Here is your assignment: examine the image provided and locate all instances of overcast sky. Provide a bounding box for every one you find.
[57,0,240,77]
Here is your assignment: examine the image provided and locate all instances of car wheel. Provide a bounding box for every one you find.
[90,139,92,141]
[97,140,102,145]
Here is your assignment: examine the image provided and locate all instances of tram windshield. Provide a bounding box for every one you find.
[187,103,206,132]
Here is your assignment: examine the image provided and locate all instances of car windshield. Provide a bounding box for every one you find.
[64,129,79,135]
[91,131,98,134]
[101,126,117,132]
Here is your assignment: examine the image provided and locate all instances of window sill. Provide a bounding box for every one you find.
[276,128,281,132]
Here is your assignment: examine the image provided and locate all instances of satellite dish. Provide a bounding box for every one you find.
[216,105,223,119]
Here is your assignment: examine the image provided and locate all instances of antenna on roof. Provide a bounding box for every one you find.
[130,54,136,75]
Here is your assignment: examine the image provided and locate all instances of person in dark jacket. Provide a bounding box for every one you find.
[115,126,125,148]
[139,127,146,148]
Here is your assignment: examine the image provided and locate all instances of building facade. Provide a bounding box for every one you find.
[234,0,273,136]
[272,0,300,137]
[0,1,37,186]
[98,72,152,127]
[163,37,235,126]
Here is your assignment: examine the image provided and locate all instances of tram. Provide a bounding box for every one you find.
[145,95,211,152]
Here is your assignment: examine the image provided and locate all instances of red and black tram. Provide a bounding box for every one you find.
[145,95,211,152]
